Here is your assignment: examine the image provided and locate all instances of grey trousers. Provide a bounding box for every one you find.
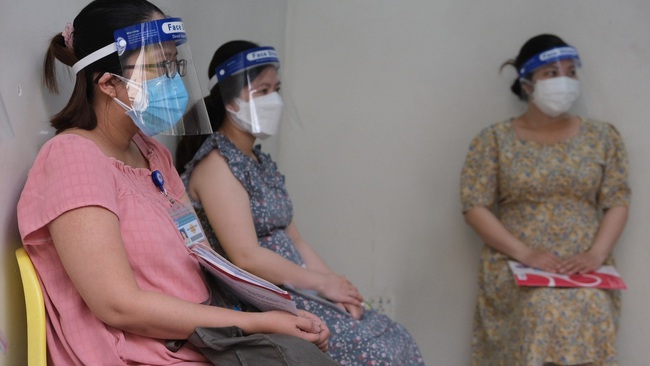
[189,326,339,366]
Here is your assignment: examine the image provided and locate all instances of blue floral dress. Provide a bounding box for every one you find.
[182,133,424,366]
[460,119,630,366]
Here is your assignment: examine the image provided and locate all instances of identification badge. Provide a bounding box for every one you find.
[168,201,207,247]
[152,170,207,247]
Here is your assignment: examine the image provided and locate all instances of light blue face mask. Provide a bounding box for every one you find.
[113,74,189,136]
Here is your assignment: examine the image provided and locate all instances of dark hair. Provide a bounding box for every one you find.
[44,0,164,134]
[175,40,262,173]
[500,34,570,101]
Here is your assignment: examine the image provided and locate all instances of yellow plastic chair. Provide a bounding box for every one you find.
[15,247,47,366]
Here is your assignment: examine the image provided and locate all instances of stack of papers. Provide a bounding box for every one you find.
[508,260,627,289]
[191,244,298,314]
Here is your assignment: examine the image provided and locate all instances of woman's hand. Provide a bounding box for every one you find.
[335,302,365,320]
[318,273,364,306]
[296,310,330,352]
[519,248,562,273]
[558,251,607,275]
[253,310,329,352]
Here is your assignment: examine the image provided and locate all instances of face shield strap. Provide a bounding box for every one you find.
[209,47,280,90]
[207,74,219,91]
[518,46,581,79]
[71,43,118,74]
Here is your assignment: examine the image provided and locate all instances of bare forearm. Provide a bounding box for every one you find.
[285,222,332,274]
[294,241,332,275]
[103,291,326,347]
[234,246,327,291]
[463,207,531,261]
[588,206,628,259]
[99,290,261,340]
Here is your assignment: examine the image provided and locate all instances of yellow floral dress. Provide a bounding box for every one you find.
[460,118,630,366]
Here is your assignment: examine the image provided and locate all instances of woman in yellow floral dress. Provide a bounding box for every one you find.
[460,34,630,365]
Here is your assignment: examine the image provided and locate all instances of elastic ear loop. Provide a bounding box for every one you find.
[93,72,112,84]
[109,74,149,112]
[518,77,535,100]
[519,77,533,87]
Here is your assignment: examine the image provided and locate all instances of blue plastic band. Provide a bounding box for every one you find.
[518,46,580,78]
[151,170,165,191]
[114,17,187,56]
[214,46,279,83]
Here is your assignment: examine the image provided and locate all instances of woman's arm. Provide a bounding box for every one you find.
[286,223,364,319]
[284,222,333,275]
[463,206,563,273]
[558,205,628,274]
[189,151,362,306]
[49,205,328,347]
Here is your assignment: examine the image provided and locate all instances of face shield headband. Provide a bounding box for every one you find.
[72,18,188,74]
[518,46,581,79]
[207,46,280,90]
[70,18,212,136]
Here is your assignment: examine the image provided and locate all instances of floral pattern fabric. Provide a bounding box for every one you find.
[460,118,630,366]
[182,133,424,365]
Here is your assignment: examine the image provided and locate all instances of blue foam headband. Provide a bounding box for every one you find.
[518,46,580,78]
[114,17,187,56]
[214,47,280,83]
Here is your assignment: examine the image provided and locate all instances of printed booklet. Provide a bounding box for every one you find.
[508,260,627,289]
[190,244,298,314]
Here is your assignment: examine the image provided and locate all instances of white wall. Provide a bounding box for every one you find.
[1,1,648,365]
[0,1,286,364]
[280,1,650,365]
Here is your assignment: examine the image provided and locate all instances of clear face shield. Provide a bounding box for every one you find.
[518,46,582,117]
[72,17,212,136]
[112,18,211,136]
[208,47,283,140]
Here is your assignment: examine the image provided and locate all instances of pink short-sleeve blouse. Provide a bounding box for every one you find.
[17,132,211,365]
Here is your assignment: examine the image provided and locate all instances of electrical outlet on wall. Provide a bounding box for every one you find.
[366,295,394,318]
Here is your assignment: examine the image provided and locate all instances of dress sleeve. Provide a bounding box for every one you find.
[597,123,631,209]
[460,125,499,213]
[17,135,119,244]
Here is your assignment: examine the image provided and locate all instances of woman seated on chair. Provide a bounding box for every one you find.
[175,40,424,365]
[16,1,332,365]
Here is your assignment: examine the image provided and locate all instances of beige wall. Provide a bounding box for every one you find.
[1,0,648,365]
[279,1,649,364]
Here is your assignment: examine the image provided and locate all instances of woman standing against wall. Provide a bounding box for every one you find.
[460,34,630,365]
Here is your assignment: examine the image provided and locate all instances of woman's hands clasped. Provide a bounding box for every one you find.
[319,273,365,320]
[519,248,563,273]
[297,310,330,351]
[557,251,608,275]
[255,310,330,352]
[519,247,608,275]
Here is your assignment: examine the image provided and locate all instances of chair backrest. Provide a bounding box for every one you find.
[15,247,47,366]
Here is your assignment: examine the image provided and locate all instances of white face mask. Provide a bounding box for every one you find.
[531,76,580,117]
[227,92,284,140]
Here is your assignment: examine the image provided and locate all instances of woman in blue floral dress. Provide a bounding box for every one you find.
[461,34,630,365]
[177,40,424,365]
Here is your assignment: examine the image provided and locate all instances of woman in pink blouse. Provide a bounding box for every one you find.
[17,0,331,364]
